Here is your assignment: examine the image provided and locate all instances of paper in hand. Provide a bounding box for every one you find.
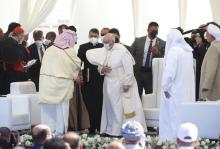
[24,59,37,68]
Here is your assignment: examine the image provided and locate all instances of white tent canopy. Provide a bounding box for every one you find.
[0,0,219,45]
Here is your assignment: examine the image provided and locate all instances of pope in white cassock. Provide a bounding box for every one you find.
[159,29,195,140]
[86,33,147,136]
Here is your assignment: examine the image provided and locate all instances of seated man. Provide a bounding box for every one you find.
[107,142,125,149]
[44,138,70,149]
[176,123,198,149]
[121,121,145,149]
[13,147,25,149]
[0,127,12,149]
[63,132,80,149]
[28,124,52,149]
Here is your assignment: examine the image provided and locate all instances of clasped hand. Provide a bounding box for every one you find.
[101,66,112,74]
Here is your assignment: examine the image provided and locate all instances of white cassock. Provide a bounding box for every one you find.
[38,45,81,134]
[159,29,195,140]
[86,43,147,136]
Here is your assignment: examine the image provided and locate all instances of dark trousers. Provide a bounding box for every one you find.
[136,68,153,98]
[81,77,103,133]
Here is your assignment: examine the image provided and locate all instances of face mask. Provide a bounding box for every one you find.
[35,40,43,47]
[74,35,78,45]
[89,37,98,45]
[104,43,111,50]
[150,31,158,39]
[101,36,104,42]
[44,39,51,46]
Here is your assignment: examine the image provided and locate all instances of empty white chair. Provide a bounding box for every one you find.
[10,81,41,125]
[10,81,36,94]
[0,95,31,130]
[142,58,164,127]
[28,94,41,125]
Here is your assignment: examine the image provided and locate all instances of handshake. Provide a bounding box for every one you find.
[75,71,83,85]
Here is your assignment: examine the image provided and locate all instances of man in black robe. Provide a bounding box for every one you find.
[0,23,21,94]
[77,28,104,134]
[0,27,29,95]
[192,29,208,100]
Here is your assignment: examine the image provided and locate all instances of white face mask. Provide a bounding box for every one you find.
[104,43,111,50]
[44,39,51,46]
[35,40,43,47]
[74,35,78,45]
[89,37,98,45]
[101,36,104,42]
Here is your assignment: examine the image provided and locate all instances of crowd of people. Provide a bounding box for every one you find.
[1,20,220,149]
[0,121,200,149]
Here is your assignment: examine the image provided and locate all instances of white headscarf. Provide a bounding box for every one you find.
[164,29,193,62]
[207,24,220,41]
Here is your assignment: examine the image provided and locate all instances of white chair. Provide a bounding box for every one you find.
[0,95,31,130]
[28,94,41,125]
[10,81,41,125]
[10,81,36,94]
[142,58,164,127]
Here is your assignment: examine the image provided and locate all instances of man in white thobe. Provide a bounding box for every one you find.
[159,29,195,140]
[38,29,81,135]
[86,33,147,136]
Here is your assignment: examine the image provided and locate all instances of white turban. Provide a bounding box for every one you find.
[207,24,220,41]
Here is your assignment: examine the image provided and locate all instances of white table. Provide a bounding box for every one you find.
[179,101,220,139]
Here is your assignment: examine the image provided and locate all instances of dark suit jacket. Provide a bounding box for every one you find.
[131,36,166,82]
[27,43,46,91]
[130,36,165,76]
